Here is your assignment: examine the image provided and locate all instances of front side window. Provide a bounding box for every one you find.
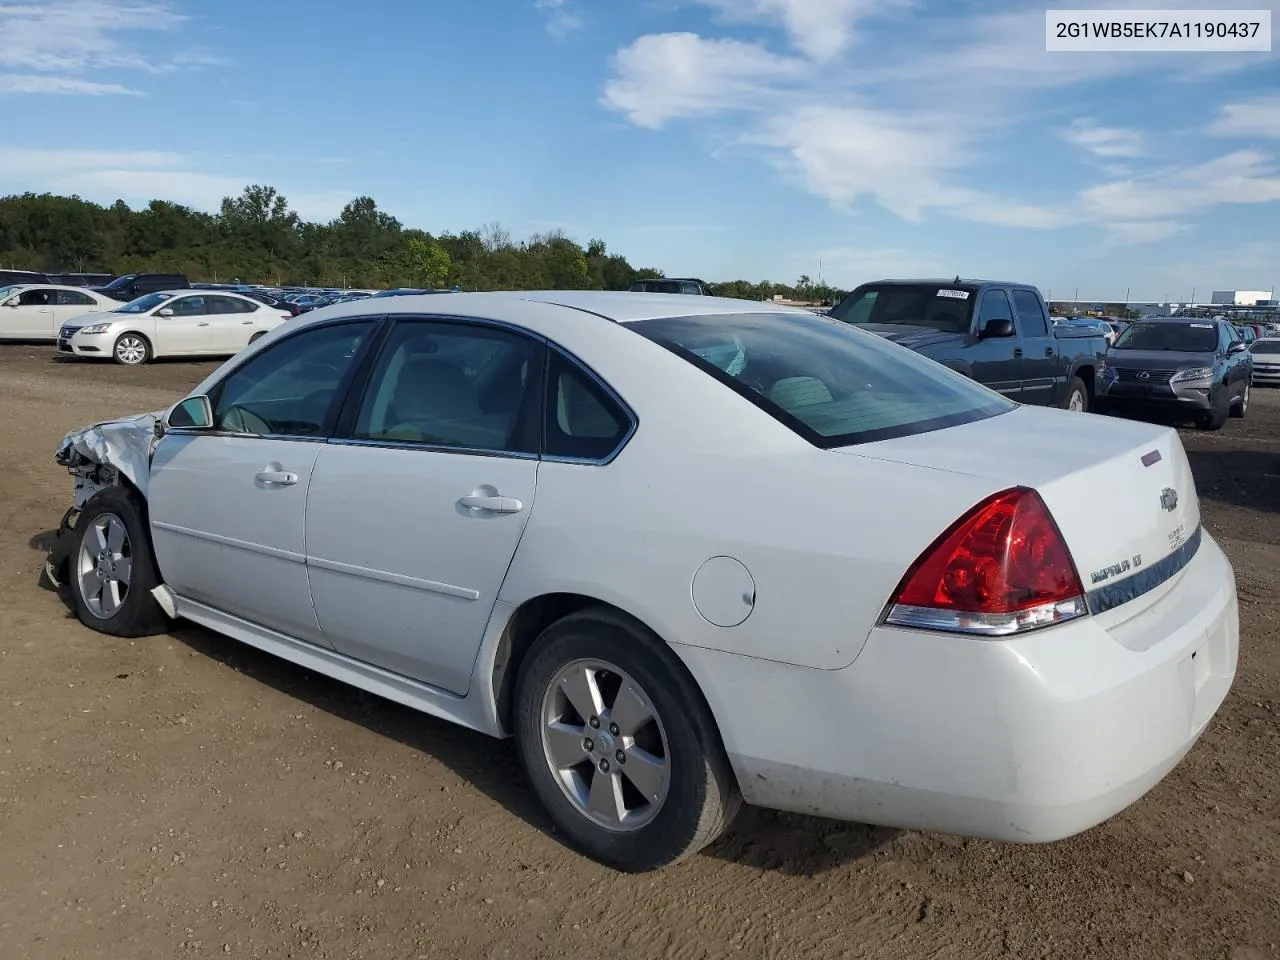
[18,289,52,306]
[1112,322,1219,353]
[629,312,1014,448]
[57,289,97,306]
[830,284,976,334]
[544,350,632,461]
[210,321,373,436]
[352,321,542,454]
[977,289,1014,328]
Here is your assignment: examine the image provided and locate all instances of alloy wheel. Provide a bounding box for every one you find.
[540,658,671,832]
[75,513,132,620]
[115,336,147,365]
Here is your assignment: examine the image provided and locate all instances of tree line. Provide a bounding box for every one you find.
[0,186,846,302]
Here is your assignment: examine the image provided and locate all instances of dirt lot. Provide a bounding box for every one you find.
[0,346,1277,960]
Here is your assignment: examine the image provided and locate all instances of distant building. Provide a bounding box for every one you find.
[1211,290,1273,306]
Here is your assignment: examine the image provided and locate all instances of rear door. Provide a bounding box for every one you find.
[305,318,543,695]
[1010,288,1058,406]
[969,288,1024,399]
[54,288,103,333]
[205,295,259,353]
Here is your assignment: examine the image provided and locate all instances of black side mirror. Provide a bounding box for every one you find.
[1228,342,1247,354]
[981,317,1015,338]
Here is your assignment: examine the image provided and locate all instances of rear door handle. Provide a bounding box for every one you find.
[459,494,524,514]
[255,469,298,486]
[1045,346,1055,357]
[196,321,210,326]
[1013,347,1024,358]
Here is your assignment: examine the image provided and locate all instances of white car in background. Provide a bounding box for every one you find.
[49,292,1238,871]
[58,290,291,365]
[0,284,118,341]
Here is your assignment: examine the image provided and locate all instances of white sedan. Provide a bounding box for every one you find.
[58,290,291,365]
[49,292,1238,871]
[0,284,118,340]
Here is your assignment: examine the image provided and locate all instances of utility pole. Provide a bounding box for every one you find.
[1191,287,1196,305]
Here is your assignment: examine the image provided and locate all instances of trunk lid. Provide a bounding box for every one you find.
[840,406,1200,617]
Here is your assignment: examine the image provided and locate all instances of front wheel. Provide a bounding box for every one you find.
[68,487,168,637]
[113,333,151,365]
[513,608,741,872]
[1199,389,1230,431]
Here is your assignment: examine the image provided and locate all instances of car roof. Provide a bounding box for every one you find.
[2,283,103,292]
[290,290,812,326]
[856,278,1032,288]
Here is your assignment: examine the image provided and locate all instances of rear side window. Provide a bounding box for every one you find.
[1011,290,1049,337]
[544,350,632,461]
[57,289,97,306]
[629,312,1014,448]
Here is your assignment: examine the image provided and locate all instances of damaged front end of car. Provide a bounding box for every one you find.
[46,411,163,589]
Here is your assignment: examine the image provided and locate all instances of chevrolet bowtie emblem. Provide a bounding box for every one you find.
[1160,488,1178,512]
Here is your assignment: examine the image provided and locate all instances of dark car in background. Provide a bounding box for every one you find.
[49,273,115,287]
[1096,318,1252,430]
[237,290,303,317]
[0,269,51,286]
[93,273,190,302]
[628,277,713,295]
[1251,337,1280,386]
[829,279,1108,412]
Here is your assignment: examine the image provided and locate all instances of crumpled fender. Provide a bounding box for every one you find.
[54,410,164,503]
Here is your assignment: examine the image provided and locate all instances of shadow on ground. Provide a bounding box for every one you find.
[1186,449,1280,514]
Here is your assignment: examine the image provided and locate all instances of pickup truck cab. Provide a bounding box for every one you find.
[829,279,1108,412]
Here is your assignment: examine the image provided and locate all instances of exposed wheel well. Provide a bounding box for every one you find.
[1074,366,1095,402]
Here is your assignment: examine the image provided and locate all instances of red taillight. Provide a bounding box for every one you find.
[885,487,1088,636]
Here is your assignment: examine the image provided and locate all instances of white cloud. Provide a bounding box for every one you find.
[0,1,184,74]
[1079,150,1280,222]
[0,74,140,95]
[0,147,183,175]
[1209,94,1280,139]
[535,0,581,37]
[602,33,804,128]
[1061,119,1144,158]
[805,245,952,283]
[692,0,905,61]
[1100,221,1188,245]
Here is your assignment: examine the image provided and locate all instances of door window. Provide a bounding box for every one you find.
[208,321,374,437]
[977,290,1014,330]
[17,289,53,306]
[351,321,542,454]
[544,349,632,461]
[57,289,97,306]
[167,295,208,317]
[207,295,256,314]
[1010,290,1049,337]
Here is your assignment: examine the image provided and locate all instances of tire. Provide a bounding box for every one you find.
[1061,376,1089,413]
[513,607,741,872]
[1230,382,1249,419]
[112,332,151,366]
[1199,389,1229,431]
[67,487,168,637]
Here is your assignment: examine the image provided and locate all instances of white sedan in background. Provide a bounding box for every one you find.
[49,292,1238,871]
[58,290,291,365]
[0,284,118,341]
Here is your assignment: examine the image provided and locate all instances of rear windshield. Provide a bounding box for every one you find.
[1253,340,1280,354]
[1112,322,1217,352]
[628,312,1014,448]
[631,280,684,294]
[829,284,977,334]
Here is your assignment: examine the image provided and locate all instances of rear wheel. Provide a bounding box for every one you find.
[113,333,151,365]
[1062,376,1089,413]
[68,487,167,637]
[1230,383,1249,418]
[513,607,741,872]
[249,330,267,345]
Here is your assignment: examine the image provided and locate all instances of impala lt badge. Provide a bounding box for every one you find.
[1160,487,1178,512]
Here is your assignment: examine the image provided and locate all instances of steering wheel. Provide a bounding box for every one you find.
[222,404,272,436]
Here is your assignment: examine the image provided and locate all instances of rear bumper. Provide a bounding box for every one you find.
[675,531,1238,842]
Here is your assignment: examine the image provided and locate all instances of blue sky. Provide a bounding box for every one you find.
[0,0,1278,300]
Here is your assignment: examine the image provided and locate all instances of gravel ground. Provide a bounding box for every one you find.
[0,346,1277,960]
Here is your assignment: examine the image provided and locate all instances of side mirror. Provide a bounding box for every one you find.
[165,395,213,430]
[3,298,17,307]
[156,307,174,317]
[1228,342,1247,354]
[981,317,1015,338]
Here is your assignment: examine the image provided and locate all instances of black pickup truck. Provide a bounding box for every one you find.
[829,279,1108,412]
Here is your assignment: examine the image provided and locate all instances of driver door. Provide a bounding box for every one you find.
[0,288,55,338]
[152,295,213,356]
[966,289,1024,399]
[149,319,378,642]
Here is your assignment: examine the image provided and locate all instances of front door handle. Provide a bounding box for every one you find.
[458,494,523,514]
[1013,347,1024,358]
[1045,346,1055,357]
[255,469,298,486]
[196,321,210,326]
